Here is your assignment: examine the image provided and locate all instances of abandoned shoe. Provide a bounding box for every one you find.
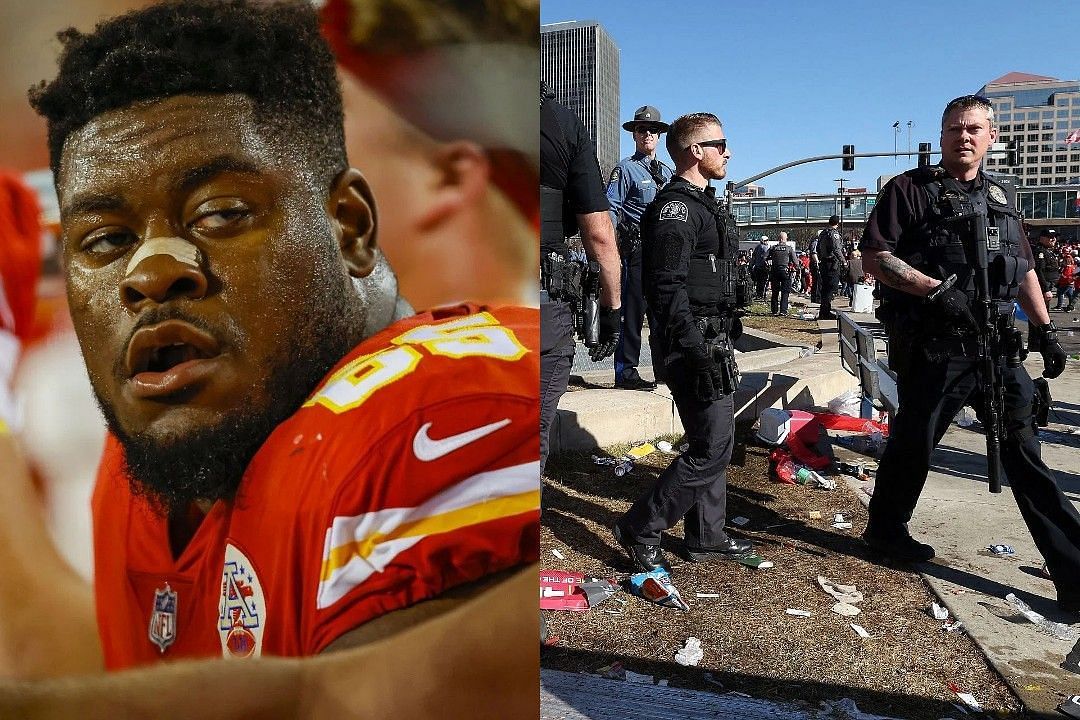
[862,523,935,562]
[613,524,670,573]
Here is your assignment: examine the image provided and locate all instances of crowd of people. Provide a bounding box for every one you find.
[1032,227,1080,313]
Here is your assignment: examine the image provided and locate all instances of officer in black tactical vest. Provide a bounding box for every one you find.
[768,231,799,315]
[612,112,753,574]
[1033,228,1062,309]
[539,81,621,475]
[859,95,1079,615]
[817,216,845,319]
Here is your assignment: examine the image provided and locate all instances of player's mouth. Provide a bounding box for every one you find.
[125,319,223,399]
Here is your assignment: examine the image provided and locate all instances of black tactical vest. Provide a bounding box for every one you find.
[654,183,743,313]
[768,244,791,273]
[883,168,1027,311]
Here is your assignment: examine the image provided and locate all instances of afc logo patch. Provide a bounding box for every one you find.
[218,542,266,659]
[659,200,688,222]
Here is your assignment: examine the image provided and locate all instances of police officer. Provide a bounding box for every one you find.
[539,82,621,475]
[613,112,752,573]
[750,235,770,298]
[768,231,799,315]
[817,215,844,319]
[607,106,674,390]
[808,231,822,303]
[859,95,1078,614]
[1033,228,1062,309]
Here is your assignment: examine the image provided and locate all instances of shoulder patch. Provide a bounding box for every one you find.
[607,166,621,187]
[659,200,688,222]
[987,184,1007,205]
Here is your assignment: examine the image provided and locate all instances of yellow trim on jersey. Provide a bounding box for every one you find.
[319,489,539,582]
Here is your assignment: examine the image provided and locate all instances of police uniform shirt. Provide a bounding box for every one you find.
[860,170,1034,271]
[539,97,610,256]
[1033,242,1062,292]
[606,152,673,227]
[817,229,845,271]
[642,177,723,358]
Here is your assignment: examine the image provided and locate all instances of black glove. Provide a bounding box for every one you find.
[589,306,620,362]
[684,343,723,400]
[929,286,976,330]
[1030,322,1067,379]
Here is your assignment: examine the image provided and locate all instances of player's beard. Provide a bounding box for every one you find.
[97,285,365,519]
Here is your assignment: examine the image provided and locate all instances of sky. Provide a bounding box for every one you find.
[540,0,1079,197]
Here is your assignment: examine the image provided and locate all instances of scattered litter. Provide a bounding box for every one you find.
[551,548,565,560]
[1004,592,1080,641]
[733,554,774,570]
[629,569,690,611]
[785,608,812,617]
[591,455,616,466]
[954,406,976,428]
[656,440,674,453]
[695,592,721,598]
[812,474,837,490]
[851,624,870,638]
[539,570,588,611]
[614,458,634,477]
[578,578,620,609]
[930,602,949,621]
[818,576,864,605]
[828,389,862,418]
[625,670,654,685]
[987,544,1015,556]
[626,443,656,460]
[596,661,624,680]
[832,602,861,617]
[838,461,865,477]
[757,408,793,445]
[831,513,852,530]
[798,312,817,321]
[674,636,704,666]
[948,683,983,712]
[809,510,822,520]
[1059,696,1080,720]
[942,620,964,632]
[731,516,750,527]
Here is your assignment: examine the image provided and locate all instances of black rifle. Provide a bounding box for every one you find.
[942,206,1025,494]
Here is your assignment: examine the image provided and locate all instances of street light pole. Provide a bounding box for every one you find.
[892,121,900,166]
[907,120,914,159]
[834,177,846,237]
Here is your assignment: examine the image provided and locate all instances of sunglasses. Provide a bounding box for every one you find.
[687,138,727,153]
[945,94,992,109]
[634,126,663,136]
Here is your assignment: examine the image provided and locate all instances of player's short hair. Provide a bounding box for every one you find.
[941,94,996,130]
[666,112,722,159]
[29,0,347,189]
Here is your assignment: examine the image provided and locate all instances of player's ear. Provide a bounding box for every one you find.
[415,141,489,230]
[328,168,378,279]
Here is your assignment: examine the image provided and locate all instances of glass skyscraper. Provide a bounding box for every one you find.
[541,20,620,178]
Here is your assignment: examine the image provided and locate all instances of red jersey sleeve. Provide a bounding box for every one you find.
[298,306,540,653]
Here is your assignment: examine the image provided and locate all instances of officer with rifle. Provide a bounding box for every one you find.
[613,112,753,574]
[539,81,621,475]
[859,95,1080,615]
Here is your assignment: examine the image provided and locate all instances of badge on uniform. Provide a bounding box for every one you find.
[148,582,178,652]
[607,166,621,189]
[988,184,1007,205]
[659,200,688,222]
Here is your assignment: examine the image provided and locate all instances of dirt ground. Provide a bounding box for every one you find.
[541,308,1027,719]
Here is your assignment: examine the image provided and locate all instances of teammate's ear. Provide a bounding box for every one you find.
[415,141,488,230]
[328,168,378,278]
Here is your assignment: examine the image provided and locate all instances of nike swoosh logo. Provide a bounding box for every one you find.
[412,418,512,462]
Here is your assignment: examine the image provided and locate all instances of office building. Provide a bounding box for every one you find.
[540,20,620,177]
[980,72,1080,186]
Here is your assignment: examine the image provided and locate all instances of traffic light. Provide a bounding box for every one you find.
[842,145,855,171]
[918,142,932,168]
[844,196,852,209]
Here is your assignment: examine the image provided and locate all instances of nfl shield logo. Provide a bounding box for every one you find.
[148,583,178,653]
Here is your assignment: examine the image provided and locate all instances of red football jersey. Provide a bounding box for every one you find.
[93,305,540,669]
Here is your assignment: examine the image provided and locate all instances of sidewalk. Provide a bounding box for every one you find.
[545,295,1080,717]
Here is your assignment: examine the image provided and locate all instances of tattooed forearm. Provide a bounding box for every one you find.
[877,253,923,291]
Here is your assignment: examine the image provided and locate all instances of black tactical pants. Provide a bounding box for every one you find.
[869,349,1080,605]
[810,263,821,303]
[614,244,655,382]
[619,358,735,549]
[770,271,792,315]
[540,300,575,476]
[818,270,839,318]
